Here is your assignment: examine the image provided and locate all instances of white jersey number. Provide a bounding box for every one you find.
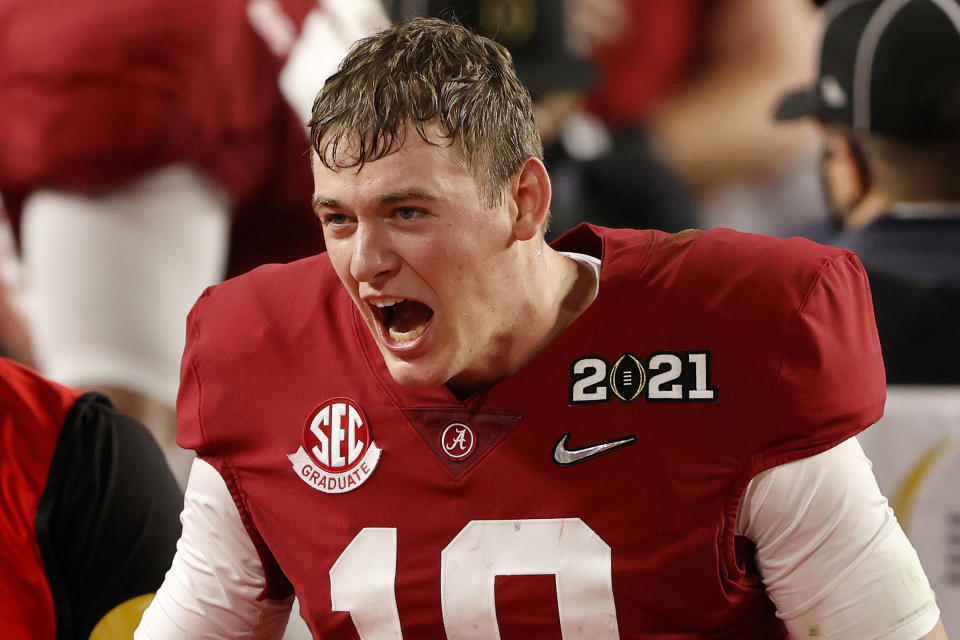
[330,518,620,639]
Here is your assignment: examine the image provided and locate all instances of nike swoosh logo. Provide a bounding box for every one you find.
[552,433,637,466]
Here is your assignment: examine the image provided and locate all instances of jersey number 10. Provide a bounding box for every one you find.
[330,518,619,639]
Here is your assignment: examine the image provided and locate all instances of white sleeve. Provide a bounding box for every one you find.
[135,458,292,639]
[737,436,941,639]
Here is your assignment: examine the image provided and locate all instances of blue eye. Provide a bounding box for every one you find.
[323,213,350,227]
[396,208,423,220]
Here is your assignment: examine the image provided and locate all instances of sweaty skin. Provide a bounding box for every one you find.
[313,121,594,397]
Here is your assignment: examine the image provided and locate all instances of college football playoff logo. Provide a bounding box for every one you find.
[288,398,381,494]
[570,350,717,405]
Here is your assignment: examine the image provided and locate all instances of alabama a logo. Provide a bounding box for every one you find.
[288,398,382,494]
[440,422,476,460]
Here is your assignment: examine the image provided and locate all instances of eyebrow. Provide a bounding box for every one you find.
[312,190,438,212]
[378,189,438,204]
[312,195,340,211]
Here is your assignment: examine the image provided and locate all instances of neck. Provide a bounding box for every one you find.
[844,190,890,230]
[845,187,960,229]
[537,245,597,346]
[446,239,596,397]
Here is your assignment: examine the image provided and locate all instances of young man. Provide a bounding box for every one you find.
[138,18,947,639]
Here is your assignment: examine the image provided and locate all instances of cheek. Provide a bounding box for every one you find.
[326,244,357,287]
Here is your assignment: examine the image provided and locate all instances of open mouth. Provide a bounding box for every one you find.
[370,297,435,345]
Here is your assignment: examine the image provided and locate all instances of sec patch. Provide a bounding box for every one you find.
[288,398,381,494]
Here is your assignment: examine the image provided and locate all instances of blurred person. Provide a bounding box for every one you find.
[0,356,183,639]
[580,0,825,235]
[386,0,700,237]
[138,18,946,638]
[775,0,960,384]
[775,5,960,634]
[0,0,388,483]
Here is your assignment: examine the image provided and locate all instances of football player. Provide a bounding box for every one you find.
[137,17,947,639]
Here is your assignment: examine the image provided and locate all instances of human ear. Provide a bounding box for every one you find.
[844,137,871,200]
[511,157,552,241]
[822,133,868,213]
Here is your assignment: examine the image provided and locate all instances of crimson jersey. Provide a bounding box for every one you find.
[0,0,322,273]
[0,359,81,639]
[178,224,885,638]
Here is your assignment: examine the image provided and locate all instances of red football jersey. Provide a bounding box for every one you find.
[178,224,885,638]
[0,358,82,640]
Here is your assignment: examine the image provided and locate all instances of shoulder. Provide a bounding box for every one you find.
[560,224,872,345]
[178,253,351,453]
[567,224,851,275]
[190,252,342,336]
[648,227,853,288]
[662,230,883,422]
[584,226,884,463]
[201,251,336,297]
[591,225,861,314]
[186,252,351,373]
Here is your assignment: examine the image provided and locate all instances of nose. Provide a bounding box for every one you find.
[350,222,399,283]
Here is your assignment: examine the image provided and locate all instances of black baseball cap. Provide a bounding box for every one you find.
[393,0,595,95]
[775,0,960,141]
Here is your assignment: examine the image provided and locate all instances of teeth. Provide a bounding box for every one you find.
[388,324,426,343]
[371,297,404,308]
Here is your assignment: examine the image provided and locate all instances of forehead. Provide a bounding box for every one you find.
[314,119,468,172]
[311,121,480,200]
